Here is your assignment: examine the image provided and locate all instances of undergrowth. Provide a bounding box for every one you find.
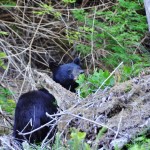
[76,69,115,97]
[72,0,150,97]
[0,52,15,114]
[0,87,15,115]
[76,62,149,98]
[69,0,149,69]
[0,0,16,6]
[53,129,90,150]
[126,131,150,150]
[21,128,108,150]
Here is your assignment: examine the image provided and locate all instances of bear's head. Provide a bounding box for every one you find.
[49,58,84,92]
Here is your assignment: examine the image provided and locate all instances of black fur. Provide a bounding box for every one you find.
[13,58,83,143]
[13,89,57,143]
[49,58,84,92]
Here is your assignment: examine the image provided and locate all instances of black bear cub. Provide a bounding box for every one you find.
[50,57,84,92]
[13,58,83,143]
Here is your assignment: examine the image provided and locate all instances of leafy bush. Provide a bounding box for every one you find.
[76,69,115,97]
[69,0,149,68]
[52,129,90,150]
[127,135,150,150]
[116,61,150,82]
[22,129,90,149]
[0,87,15,114]
[67,129,90,150]
[76,60,150,98]
[33,4,61,18]
[0,0,16,6]
[0,52,15,114]
[53,128,108,150]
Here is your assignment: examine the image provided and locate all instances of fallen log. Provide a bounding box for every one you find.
[35,68,150,149]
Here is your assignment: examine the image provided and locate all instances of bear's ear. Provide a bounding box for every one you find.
[49,61,59,72]
[73,57,80,65]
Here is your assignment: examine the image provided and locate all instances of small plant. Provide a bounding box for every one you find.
[0,87,15,114]
[92,127,107,150]
[68,128,90,150]
[76,69,115,97]
[52,130,90,150]
[0,53,15,114]
[126,135,150,150]
[0,52,7,69]
[62,0,76,4]
[52,133,63,150]
[0,31,8,35]
[33,4,61,19]
[0,0,16,6]
[22,141,48,150]
[66,30,81,44]
[117,62,150,82]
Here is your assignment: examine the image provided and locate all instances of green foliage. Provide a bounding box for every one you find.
[76,44,91,55]
[0,0,16,6]
[66,30,81,44]
[76,69,115,97]
[22,141,33,150]
[68,129,90,150]
[52,130,90,150]
[0,87,15,114]
[22,141,47,150]
[52,133,64,150]
[118,62,150,82]
[0,52,6,69]
[0,31,8,35]
[21,129,150,150]
[62,0,76,4]
[70,0,148,68]
[93,127,107,150]
[0,53,15,114]
[96,127,107,140]
[76,62,149,98]
[33,4,61,19]
[127,135,150,150]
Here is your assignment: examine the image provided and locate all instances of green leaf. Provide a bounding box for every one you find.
[0,31,8,35]
[71,131,86,140]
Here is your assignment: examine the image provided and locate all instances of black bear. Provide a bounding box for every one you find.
[13,89,57,144]
[50,57,84,92]
[13,58,83,144]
